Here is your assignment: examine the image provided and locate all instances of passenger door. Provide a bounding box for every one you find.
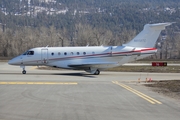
[41,49,48,64]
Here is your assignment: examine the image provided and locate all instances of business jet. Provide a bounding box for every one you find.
[8,22,172,75]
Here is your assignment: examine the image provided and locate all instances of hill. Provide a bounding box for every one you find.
[0,0,179,58]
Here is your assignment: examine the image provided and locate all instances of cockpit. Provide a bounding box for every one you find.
[23,51,34,55]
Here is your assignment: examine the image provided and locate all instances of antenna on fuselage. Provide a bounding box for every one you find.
[46,45,49,48]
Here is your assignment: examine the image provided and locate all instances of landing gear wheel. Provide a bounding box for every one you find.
[21,66,26,74]
[22,70,26,74]
[94,69,100,75]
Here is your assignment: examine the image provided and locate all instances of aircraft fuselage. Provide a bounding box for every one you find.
[9,46,156,70]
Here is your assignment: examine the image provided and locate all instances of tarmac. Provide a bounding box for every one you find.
[0,62,180,120]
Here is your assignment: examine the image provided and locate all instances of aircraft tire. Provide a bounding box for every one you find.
[94,69,100,75]
[22,70,26,74]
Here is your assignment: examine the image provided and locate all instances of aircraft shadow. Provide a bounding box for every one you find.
[52,73,96,78]
[0,72,96,78]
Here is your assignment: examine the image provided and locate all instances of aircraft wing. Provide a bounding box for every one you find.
[68,62,118,69]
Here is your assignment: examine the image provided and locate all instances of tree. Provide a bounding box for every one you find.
[75,23,94,46]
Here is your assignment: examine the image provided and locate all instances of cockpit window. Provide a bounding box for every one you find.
[23,51,34,55]
[23,51,28,55]
[27,51,34,55]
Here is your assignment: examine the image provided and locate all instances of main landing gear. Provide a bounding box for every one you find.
[21,66,26,74]
[94,69,100,75]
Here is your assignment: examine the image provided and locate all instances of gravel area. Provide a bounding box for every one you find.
[145,80,180,100]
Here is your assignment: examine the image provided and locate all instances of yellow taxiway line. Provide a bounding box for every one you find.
[0,82,78,85]
[112,81,162,104]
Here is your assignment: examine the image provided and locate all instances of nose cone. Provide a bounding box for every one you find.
[8,56,21,65]
[8,59,13,65]
[8,59,17,65]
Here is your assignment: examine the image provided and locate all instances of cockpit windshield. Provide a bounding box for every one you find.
[23,51,34,55]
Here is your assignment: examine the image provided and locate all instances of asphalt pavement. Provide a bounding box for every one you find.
[0,62,180,120]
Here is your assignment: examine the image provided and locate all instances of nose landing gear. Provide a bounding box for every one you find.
[21,66,26,74]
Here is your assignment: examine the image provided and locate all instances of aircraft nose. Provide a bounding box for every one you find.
[8,59,15,65]
[8,60,12,65]
[8,57,21,65]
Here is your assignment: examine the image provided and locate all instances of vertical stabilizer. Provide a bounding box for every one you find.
[123,23,172,48]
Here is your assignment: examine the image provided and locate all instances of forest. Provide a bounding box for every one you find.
[0,0,180,59]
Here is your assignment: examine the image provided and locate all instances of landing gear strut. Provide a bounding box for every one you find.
[94,69,100,75]
[21,66,26,74]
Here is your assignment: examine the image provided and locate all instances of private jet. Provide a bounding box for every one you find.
[8,22,172,75]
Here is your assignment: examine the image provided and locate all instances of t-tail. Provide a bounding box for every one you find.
[123,22,173,48]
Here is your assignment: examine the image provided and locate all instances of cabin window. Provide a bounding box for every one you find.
[64,52,67,55]
[83,52,86,55]
[77,52,80,55]
[51,52,54,56]
[27,51,34,55]
[58,52,61,55]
